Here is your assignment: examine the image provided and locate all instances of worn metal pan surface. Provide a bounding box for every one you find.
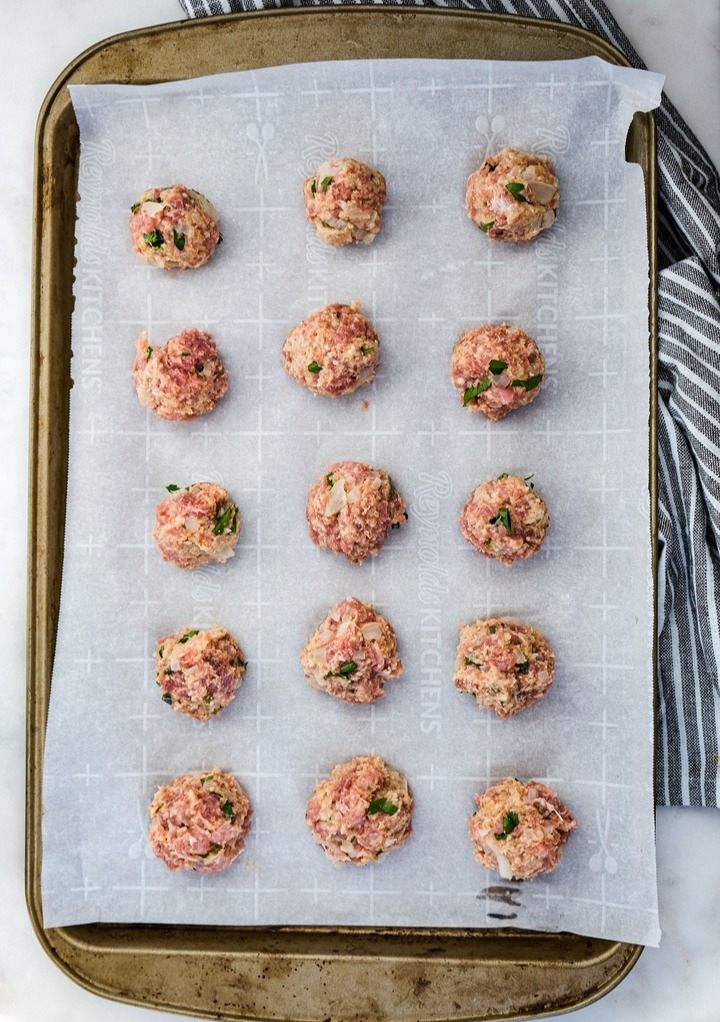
[27,7,657,1020]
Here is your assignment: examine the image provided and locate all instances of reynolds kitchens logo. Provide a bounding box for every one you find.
[414,471,452,736]
[78,138,115,393]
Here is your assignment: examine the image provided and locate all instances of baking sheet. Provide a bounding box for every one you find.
[41,55,662,946]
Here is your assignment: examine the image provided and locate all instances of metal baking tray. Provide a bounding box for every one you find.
[27,7,658,1019]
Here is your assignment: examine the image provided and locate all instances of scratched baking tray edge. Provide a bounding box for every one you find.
[27,7,658,1020]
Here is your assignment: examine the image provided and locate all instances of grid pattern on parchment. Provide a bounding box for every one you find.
[41,56,660,946]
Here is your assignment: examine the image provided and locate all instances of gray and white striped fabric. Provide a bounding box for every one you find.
[178,0,720,808]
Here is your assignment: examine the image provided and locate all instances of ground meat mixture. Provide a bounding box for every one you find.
[460,475,549,566]
[303,158,387,246]
[129,184,221,269]
[306,755,413,865]
[301,597,402,704]
[133,328,228,421]
[306,461,407,564]
[152,482,240,569]
[454,618,555,718]
[468,777,577,881]
[466,147,559,243]
[450,323,545,421]
[149,767,252,874]
[156,626,247,721]
[282,301,379,397]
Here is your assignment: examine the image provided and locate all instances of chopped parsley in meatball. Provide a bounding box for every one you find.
[133,328,228,421]
[468,777,576,880]
[454,618,554,717]
[466,147,559,243]
[303,158,387,246]
[301,597,402,703]
[149,767,252,874]
[450,323,545,421]
[282,301,379,397]
[156,626,247,720]
[152,482,240,569]
[129,184,221,269]
[460,475,549,565]
[306,755,413,865]
[306,461,407,564]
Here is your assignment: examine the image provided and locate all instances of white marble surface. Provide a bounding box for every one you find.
[2,1,718,1020]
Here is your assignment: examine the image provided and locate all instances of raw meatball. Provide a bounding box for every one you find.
[468,777,577,881]
[156,626,247,721]
[152,482,240,569]
[149,766,252,874]
[450,323,545,421]
[133,328,228,421]
[303,158,387,246]
[454,618,555,718]
[460,475,549,566]
[466,147,559,243]
[305,755,413,865]
[129,184,221,269]
[301,597,402,704]
[282,301,379,397]
[306,461,407,564]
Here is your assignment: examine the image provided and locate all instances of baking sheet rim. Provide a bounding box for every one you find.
[26,6,657,1019]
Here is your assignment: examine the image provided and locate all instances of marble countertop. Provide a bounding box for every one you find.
[2,1,718,1020]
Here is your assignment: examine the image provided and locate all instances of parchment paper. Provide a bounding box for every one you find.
[41,56,663,945]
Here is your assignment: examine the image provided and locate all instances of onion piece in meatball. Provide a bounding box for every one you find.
[460,474,549,566]
[468,777,577,880]
[149,766,252,874]
[454,618,554,718]
[152,482,240,570]
[450,323,545,421]
[303,158,387,246]
[306,755,413,865]
[282,301,379,397]
[129,184,221,269]
[301,597,402,704]
[306,461,407,564]
[133,328,228,421]
[466,147,559,243]
[156,626,247,721]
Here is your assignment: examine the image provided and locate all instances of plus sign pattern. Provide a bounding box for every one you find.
[41,57,662,945]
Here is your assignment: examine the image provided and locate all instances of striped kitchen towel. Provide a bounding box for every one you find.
[178,0,720,809]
